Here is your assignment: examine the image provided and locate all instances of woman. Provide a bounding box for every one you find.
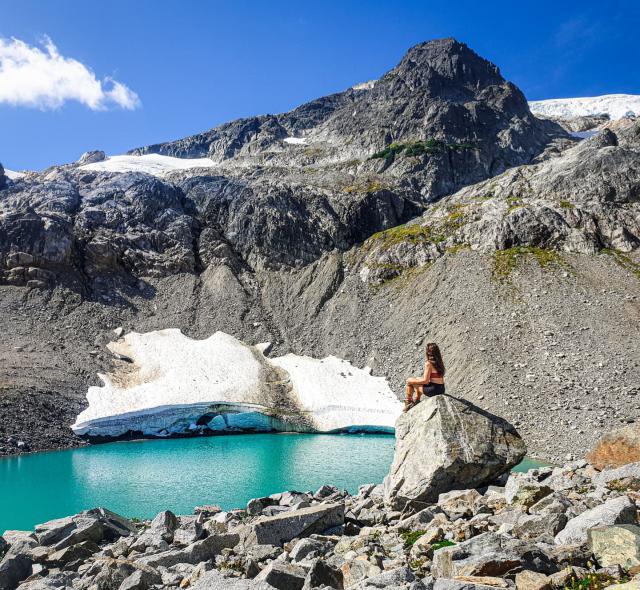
[404,342,445,412]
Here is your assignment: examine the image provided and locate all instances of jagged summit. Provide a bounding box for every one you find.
[129,37,558,179]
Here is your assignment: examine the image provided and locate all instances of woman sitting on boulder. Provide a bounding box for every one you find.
[404,342,445,412]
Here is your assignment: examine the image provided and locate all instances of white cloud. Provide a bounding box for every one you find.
[0,37,141,110]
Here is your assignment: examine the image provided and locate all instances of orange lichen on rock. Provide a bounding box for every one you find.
[587,425,640,470]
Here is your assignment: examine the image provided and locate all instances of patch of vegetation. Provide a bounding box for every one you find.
[430,540,456,552]
[344,180,384,194]
[600,248,640,279]
[564,571,627,590]
[492,247,564,281]
[369,139,476,160]
[559,200,575,209]
[607,477,640,493]
[401,530,426,547]
[408,558,429,573]
[218,558,245,573]
[303,147,325,158]
[446,243,470,255]
[367,223,444,249]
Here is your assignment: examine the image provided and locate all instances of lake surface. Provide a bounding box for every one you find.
[0,433,543,532]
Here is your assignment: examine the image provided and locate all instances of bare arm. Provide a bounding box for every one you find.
[407,361,431,385]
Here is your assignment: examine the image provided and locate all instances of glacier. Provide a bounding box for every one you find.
[71,329,402,439]
[529,94,640,120]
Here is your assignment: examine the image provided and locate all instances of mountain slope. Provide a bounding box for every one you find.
[0,39,637,461]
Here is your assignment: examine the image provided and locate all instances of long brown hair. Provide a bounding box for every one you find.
[426,343,445,376]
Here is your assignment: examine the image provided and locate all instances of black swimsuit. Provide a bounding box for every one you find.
[424,383,445,396]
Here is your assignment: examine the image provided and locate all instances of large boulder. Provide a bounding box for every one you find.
[241,502,344,547]
[588,425,640,469]
[431,532,552,578]
[554,496,637,546]
[588,524,640,568]
[34,508,136,549]
[384,395,526,509]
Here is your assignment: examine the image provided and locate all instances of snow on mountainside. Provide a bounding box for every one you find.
[81,154,216,177]
[529,94,640,120]
[4,169,26,179]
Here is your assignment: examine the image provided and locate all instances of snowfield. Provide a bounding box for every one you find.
[80,154,216,177]
[283,137,308,145]
[529,94,640,120]
[4,169,26,179]
[71,329,402,438]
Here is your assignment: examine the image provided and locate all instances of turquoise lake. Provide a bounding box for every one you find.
[0,433,542,533]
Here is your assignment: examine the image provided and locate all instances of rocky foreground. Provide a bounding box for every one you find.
[3,397,640,590]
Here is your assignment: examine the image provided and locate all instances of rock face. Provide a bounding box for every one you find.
[71,329,402,438]
[359,119,640,285]
[588,424,640,470]
[383,395,526,509]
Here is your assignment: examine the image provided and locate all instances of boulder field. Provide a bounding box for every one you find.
[3,397,640,590]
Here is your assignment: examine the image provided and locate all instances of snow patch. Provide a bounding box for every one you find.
[283,137,308,145]
[80,154,216,177]
[529,94,640,120]
[71,329,401,438]
[352,80,377,91]
[4,169,25,179]
[569,130,599,139]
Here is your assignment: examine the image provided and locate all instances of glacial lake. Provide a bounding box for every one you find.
[0,433,543,532]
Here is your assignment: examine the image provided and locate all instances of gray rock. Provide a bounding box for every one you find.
[588,524,640,568]
[118,567,162,590]
[255,562,307,590]
[504,472,553,508]
[512,512,567,542]
[593,462,640,486]
[247,496,277,516]
[0,552,32,590]
[384,396,526,509]
[431,532,551,578]
[554,496,637,546]
[359,567,415,589]
[192,569,271,590]
[136,532,240,567]
[1,532,37,557]
[34,508,136,549]
[432,580,497,590]
[173,515,205,545]
[529,493,572,515]
[45,540,100,566]
[289,538,332,563]
[302,558,343,590]
[242,503,344,547]
[77,151,106,165]
[437,490,481,519]
[315,485,341,500]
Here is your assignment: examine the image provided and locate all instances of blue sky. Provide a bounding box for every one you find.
[1,0,638,170]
